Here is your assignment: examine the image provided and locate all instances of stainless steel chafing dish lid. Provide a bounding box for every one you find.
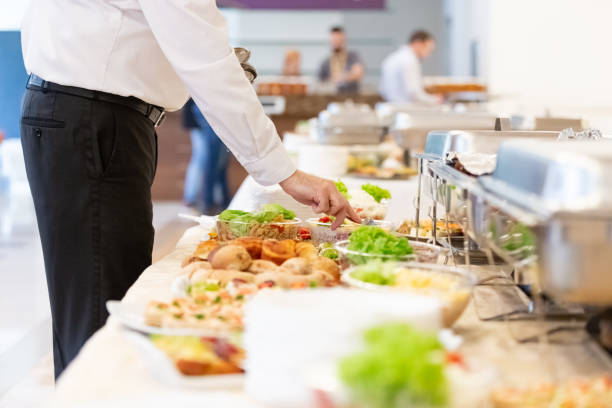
[479,139,612,215]
[318,101,384,128]
[415,130,559,161]
[392,111,496,131]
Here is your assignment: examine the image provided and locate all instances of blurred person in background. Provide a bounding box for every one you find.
[318,26,364,94]
[380,30,442,103]
[183,99,230,215]
[282,49,301,76]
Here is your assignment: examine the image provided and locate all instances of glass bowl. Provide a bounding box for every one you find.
[334,239,447,267]
[216,218,302,241]
[307,218,393,245]
[342,262,476,327]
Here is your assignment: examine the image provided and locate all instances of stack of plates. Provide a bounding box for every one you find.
[243,288,441,407]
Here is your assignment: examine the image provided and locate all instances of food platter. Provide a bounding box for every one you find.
[124,331,245,389]
[107,300,237,338]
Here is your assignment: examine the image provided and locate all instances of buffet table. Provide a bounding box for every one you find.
[52,177,612,408]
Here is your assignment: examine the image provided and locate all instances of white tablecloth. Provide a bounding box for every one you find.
[52,176,612,407]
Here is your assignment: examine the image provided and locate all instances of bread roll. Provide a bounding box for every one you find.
[309,257,340,280]
[209,245,252,271]
[281,257,311,275]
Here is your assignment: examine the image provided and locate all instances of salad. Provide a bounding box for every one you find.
[335,226,414,265]
[343,262,474,327]
[334,180,391,220]
[339,323,449,408]
[216,204,301,241]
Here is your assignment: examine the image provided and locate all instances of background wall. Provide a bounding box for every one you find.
[222,0,450,90]
[0,31,27,140]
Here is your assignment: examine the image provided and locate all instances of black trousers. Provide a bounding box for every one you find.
[21,88,157,378]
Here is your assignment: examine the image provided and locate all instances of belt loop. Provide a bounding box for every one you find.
[41,79,48,93]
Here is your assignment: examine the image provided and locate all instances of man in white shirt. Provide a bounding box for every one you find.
[20,0,358,378]
[380,30,441,104]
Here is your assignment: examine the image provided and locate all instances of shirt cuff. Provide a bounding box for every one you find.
[241,143,296,186]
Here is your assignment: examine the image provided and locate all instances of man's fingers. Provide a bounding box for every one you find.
[328,193,344,217]
[346,203,361,223]
[331,209,346,230]
[312,192,331,214]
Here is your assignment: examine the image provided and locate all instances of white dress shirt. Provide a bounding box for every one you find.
[21,0,295,186]
[379,45,437,104]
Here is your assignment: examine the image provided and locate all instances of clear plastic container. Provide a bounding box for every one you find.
[307,218,392,245]
[216,218,302,241]
[341,262,476,327]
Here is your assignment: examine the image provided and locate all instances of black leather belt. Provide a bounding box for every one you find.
[26,74,166,128]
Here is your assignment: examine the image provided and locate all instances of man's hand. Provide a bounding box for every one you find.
[280,170,360,230]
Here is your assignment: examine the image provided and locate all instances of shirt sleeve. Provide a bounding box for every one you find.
[137,0,296,186]
[347,51,363,67]
[403,56,438,104]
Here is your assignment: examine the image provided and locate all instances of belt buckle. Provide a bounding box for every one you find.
[150,107,166,128]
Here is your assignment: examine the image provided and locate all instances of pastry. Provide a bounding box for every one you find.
[194,240,220,260]
[295,241,318,259]
[227,237,263,259]
[261,239,296,265]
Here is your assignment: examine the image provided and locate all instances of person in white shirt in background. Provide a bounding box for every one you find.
[20,0,359,379]
[380,30,442,104]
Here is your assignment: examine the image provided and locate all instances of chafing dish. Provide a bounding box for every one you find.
[474,139,612,305]
[391,112,498,152]
[316,101,386,145]
[414,130,558,248]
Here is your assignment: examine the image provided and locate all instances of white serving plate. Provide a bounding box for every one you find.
[123,331,244,389]
[106,300,235,338]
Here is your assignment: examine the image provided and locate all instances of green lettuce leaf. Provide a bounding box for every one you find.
[361,183,391,203]
[335,180,351,199]
[350,261,397,285]
[255,204,295,222]
[218,209,249,221]
[348,226,413,256]
[339,323,448,408]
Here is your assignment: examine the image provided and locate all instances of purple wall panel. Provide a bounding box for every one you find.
[218,0,385,9]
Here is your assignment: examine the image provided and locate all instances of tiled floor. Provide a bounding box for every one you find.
[0,200,195,407]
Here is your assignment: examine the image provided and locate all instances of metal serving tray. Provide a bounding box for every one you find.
[475,139,612,305]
